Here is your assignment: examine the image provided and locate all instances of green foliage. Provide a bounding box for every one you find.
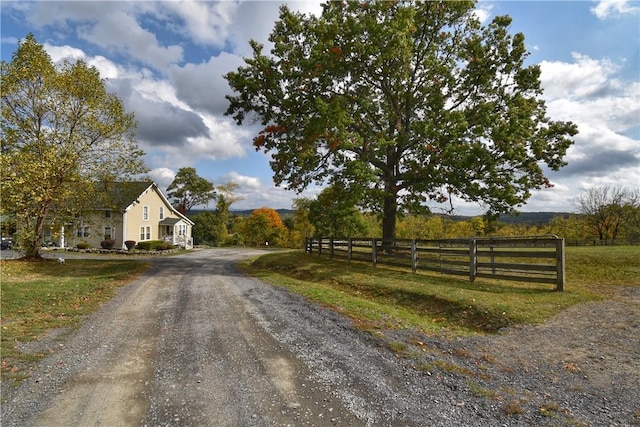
[136,240,172,251]
[192,211,223,246]
[1,34,147,259]
[225,2,577,241]
[191,182,243,247]
[308,185,368,238]
[166,167,216,215]
[289,198,316,248]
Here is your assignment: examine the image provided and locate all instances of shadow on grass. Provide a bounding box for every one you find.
[250,252,562,333]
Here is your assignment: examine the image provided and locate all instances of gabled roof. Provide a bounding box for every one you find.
[159,217,182,226]
[97,181,154,210]
[96,181,194,226]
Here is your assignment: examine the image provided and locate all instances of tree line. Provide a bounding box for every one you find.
[188,183,640,248]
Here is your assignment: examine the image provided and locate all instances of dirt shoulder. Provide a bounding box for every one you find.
[2,249,638,426]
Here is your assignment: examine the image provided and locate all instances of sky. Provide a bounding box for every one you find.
[1,0,639,215]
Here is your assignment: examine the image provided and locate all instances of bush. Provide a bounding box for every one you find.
[159,241,175,250]
[135,240,174,251]
[135,241,154,251]
[100,239,116,249]
[76,242,90,250]
[124,240,136,251]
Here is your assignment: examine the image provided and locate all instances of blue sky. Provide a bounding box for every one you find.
[1,0,638,214]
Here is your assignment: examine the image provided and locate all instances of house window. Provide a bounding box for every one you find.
[140,226,151,241]
[143,206,149,221]
[166,226,173,235]
[104,227,113,240]
[159,207,164,220]
[178,224,186,236]
[77,226,89,238]
[105,210,112,218]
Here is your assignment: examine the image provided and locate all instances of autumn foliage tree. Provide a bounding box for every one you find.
[1,34,146,259]
[241,208,287,247]
[225,1,577,242]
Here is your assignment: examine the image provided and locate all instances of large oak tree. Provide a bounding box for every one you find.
[1,34,147,259]
[225,1,577,241]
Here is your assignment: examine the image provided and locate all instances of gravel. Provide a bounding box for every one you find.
[2,248,638,426]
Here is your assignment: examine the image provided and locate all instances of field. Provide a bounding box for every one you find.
[244,245,640,336]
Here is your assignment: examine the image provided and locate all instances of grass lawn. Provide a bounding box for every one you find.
[243,245,640,337]
[1,258,150,386]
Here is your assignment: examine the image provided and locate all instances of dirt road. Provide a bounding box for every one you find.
[2,248,639,426]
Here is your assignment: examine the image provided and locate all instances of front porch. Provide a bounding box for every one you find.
[159,218,193,249]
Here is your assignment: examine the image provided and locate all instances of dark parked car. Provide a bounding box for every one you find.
[1,237,13,250]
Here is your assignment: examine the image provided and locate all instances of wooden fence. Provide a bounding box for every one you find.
[305,236,565,291]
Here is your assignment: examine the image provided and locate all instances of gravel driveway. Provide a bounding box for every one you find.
[2,248,638,426]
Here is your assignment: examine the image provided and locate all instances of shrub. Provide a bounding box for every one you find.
[100,239,116,249]
[76,242,90,250]
[135,240,173,251]
[124,240,136,251]
[135,241,154,251]
[159,241,175,250]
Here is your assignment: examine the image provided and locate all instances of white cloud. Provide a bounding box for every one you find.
[161,1,238,46]
[148,168,176,188]
[219,171,261,189]
[540,53,639,136]
[591,0,640,19]
[77,9,183,70]
[520,51,640,212]
[473,2,493,23]
[540,53,621,100]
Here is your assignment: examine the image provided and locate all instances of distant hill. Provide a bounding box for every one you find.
[188,208,295,217]
[449,212,573,225]
[496,212,573,224]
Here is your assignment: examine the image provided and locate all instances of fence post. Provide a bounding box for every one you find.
[372,238,378,267]
[348,238,353,262]
[318,238,323,256]
[330,237,334,259]
[411,239,417,273]
[469,239,477,282]
[556,238,565,292]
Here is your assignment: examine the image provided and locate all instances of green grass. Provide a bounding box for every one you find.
[1,258,150,386]
[243,246,640,337]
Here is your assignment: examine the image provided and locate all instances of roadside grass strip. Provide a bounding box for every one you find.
[244,246,639,337]
[1,259,150,386]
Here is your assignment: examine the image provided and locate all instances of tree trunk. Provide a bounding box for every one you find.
[382,187,397,254]
[24,214,46,260]
[23,202,52,260]
[382,145,399,252]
